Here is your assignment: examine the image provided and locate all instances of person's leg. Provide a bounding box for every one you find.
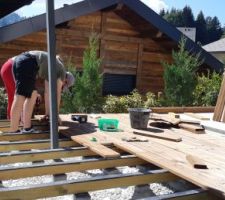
[12,53,39,132]
[10,94,25,132]
[23,90,38,129]
[0,59,15,119]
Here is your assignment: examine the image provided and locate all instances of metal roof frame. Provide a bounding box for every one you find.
[0,0,223,72]
[0,0,34,19]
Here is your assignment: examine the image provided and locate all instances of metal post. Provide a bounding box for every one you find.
[46,0,58,148]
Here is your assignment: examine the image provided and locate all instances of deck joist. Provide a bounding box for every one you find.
[0,113,224,200]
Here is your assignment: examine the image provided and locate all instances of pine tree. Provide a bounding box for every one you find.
[196,11,208,45]
[182,6,195,27]
[164,8,184,27]
[73,33,103,113]
[162,37,202,106]
[206,16,223,43]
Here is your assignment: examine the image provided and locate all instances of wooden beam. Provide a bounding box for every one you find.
[214,76,225,121]
[133,131,182,142]
[0,169,178,200]
[0,119,48,127]
[150,114,181,125]
[151,107,215,114]
[178,123,205,134]
[72,135,120,158]
[184,113,210,120]
[0,132,49,141]
[0,146,124,164]
[0,147,91,164]
[0,139,77,152]
[0,124,49,132]
[0,156,146,180]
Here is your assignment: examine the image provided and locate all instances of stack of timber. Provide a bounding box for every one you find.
[0,117,218,200]
[150,113,206,134]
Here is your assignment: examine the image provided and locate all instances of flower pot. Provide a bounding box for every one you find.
[128,108,151,129]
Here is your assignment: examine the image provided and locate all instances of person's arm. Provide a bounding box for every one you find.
[57,78,63,112]
[44,80,50,116]
[57,78,63,125]
[44,79,63,124]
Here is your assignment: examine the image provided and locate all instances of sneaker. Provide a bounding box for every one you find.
[21,127,41,134]
[6,130,21,134]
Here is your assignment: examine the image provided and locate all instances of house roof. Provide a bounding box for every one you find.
[0,0,34,19]
[203,38,225,53]
[0,0,223,72]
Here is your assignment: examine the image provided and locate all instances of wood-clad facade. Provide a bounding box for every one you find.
[0,4,220,95]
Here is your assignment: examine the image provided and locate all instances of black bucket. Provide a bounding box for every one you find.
[128,108,151,129]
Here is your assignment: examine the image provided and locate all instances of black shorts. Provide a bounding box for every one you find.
[13,52,39,98]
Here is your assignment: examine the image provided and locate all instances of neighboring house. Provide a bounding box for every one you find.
[177,27,196,42]
[203,38,225,63]
[0,0,223,95]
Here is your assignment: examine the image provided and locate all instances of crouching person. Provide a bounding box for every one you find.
[8,50,74,133]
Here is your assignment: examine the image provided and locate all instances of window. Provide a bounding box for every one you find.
[103,74,136,95]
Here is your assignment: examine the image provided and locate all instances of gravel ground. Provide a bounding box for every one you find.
[1,156,193,200]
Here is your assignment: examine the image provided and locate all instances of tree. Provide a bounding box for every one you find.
[182,6,195,27]
[163,8,184,27]
[61,33,103,113]
[162,6,224,44]
[206,16,223,43]
[159,9,166,17]
[73,33,103,113]
[162,37,202,106]
[196,11,208,45]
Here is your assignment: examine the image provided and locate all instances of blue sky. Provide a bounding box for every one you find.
[16,0,225,26]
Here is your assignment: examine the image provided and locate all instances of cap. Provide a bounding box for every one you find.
[63,71,75,92]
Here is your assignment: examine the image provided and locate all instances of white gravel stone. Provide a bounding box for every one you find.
[1,158,191,200]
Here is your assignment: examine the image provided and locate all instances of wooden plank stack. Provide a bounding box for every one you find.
[150,113,205,134]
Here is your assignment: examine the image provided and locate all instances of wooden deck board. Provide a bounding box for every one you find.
[59,114,225,198]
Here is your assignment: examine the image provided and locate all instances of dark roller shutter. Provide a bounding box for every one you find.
[103,73,136,95]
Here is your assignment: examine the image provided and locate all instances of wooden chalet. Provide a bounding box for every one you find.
[1,1,225,199]
[0,0,223,95]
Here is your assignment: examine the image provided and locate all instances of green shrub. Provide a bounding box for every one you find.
[61,33,103,113]
[193,71,222,106]
[103,90,163,113]
[102,95,127,113]
[144,92,160,108]
[125,89,144,109]
[0,87,7,119]
[162,37,202,106]
[103,90,144,113]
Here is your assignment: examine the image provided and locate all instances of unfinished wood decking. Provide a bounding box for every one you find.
[0,112,225,200]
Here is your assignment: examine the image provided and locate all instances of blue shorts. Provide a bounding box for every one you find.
[13,52,39,98]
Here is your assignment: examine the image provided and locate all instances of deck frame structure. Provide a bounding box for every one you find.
[0,113,224,200]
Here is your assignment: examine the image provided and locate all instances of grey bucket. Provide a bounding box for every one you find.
[128,108,151,129]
